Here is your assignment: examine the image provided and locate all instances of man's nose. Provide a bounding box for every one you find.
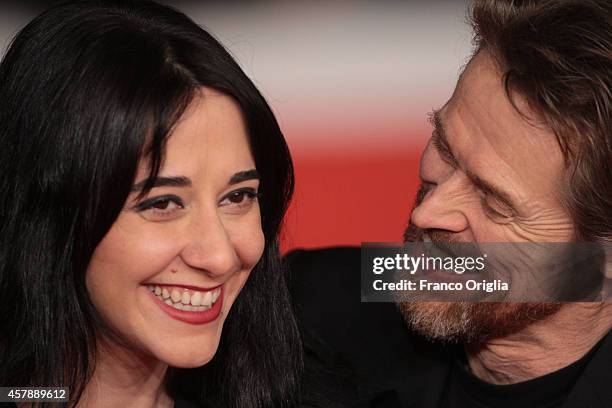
[179,212,241,278]
[410,176,470,233]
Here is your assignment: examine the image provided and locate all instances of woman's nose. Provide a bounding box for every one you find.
[179,212,241,278]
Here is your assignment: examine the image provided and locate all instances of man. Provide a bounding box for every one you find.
[288,1,611,407]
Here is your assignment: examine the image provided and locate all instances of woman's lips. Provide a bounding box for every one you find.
[146,284,224,325]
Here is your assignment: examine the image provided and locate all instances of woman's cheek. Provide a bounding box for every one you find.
[225,208,265,271]
[86,218,181,313]
[244,225,265,270]
[100,221,181,273]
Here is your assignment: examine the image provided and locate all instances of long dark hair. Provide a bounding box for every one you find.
[0,1,301,406]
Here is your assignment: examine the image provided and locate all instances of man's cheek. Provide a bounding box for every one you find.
[503,207,574,242]
[467,203,573,243]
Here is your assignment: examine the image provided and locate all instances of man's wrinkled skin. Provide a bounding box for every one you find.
[399,50,611,384]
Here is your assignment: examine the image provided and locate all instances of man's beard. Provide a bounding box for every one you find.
[398,300,562,344]
[397,184,562,345]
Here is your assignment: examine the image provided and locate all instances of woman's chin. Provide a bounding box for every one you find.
[148,338,220,368]
[162,349,218,369]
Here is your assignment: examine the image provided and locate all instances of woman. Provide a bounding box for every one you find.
[0,1,301,407]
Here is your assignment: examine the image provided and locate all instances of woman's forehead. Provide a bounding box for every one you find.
[134,88,255,188]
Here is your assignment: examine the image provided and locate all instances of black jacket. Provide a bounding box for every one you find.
[286,247,612,408]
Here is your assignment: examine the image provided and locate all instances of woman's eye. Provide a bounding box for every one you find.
[134,195,184,219]
[219,188,259,209]
[151,200,171,210]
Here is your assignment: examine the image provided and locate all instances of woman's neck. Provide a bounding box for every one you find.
[78,338,173,408]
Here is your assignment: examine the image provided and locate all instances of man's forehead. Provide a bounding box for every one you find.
[447,54,559,152]
[455,50,500,96]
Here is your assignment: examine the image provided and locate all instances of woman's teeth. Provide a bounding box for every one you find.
[147,285,221,312]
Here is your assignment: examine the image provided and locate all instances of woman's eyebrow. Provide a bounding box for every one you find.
[130,170,259,192]
[131,176,191,192]
[229,169,259,185]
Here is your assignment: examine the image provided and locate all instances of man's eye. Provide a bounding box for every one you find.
[481,197,513,219]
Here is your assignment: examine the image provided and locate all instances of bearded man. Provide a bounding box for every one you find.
[288,1,611,407]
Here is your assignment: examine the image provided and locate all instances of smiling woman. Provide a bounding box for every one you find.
[0,1,299,407]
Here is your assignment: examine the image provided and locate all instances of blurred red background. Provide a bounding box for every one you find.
[0,1,473,252]
[284,139,423,251]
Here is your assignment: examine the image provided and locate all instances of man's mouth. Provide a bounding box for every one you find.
[147,284,221,312]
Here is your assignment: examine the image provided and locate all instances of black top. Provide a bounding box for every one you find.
[443,334,605,408]
[286,247,612,408]
[174,397,202,408]
[286,247,451,408]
